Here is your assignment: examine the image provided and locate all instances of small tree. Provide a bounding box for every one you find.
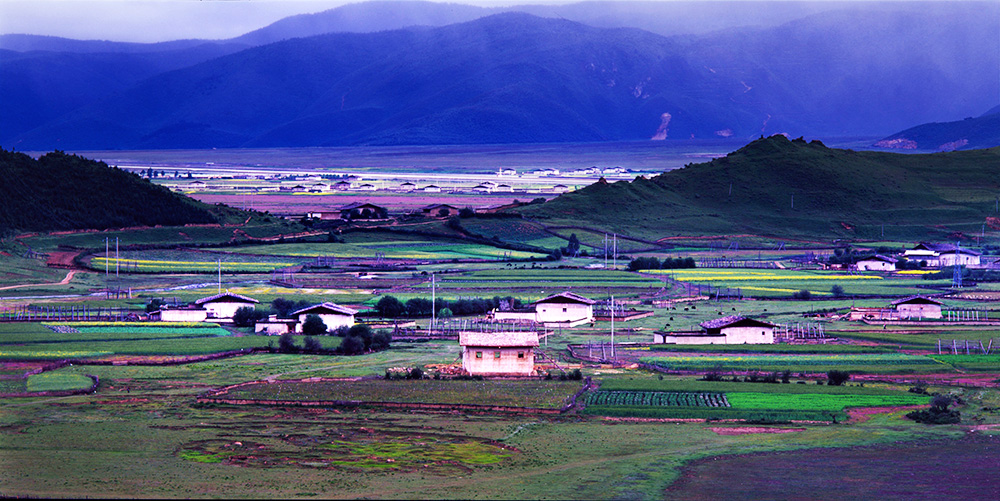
[375,296,405,318]
[339,336,365,355]
[232,306,264,328]
[792,289,812,300]
[827,370,851,386]
[830,284,845,298]
[302,336,323,352]
[301,314,328,336]
[278,332,297,353]
[145,298,165,313]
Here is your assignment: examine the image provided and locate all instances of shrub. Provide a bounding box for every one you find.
[302,336,323,352]
[792,289,812,300]
[830,284,845,297]
[339,336,365,355]
[278,332,297,353]
[827,370,851,386]
[408,367,424,380]
[907,395,960,424]
[232,306,265,328]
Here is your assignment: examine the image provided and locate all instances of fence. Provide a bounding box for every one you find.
[0,305,135,322]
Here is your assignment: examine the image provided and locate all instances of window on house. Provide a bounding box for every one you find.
[562,307,567,312]
[518,351,525,359]
[494,351,501,359]
[475,351,482,359]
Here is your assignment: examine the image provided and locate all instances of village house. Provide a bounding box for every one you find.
[855,254,897,271]
[890,295,944,319]
[903,242,982,268]
[151,291,258,323]
[339,202,388,220]
[459,330,539,376]
[472,184,492,193]
[333,180,352,191]
[290,302,358,332]
[495,184,514,193]
[399,182,416,192]
[654,316,776,345]
[422,204,459,217]
[422,185,442,193]
[356,183,377,191]
[492,291,596,327]
[551,184,570,194]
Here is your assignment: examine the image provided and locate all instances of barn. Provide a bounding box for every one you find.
[533,292,596,327]
[654,316,775,345]
[460,331,539,376]
[290,302,358,332]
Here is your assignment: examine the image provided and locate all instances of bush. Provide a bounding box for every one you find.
[830,284,845,297]
[339,336,365,355]
[408,367,424,380]
[232,306,265,328]
[278,332,297,353]
[827,370,851,386]
[302,336,323,352]
[375,296,405,318]
[792,289,812,300]
[907,395,960,424]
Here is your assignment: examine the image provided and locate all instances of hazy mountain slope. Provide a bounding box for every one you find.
[5,7,997,149]
[0,41,251,142]
[875,107,1000,151]
[516,135,1000,241]
[234,1,494,44]
[0,149,220,234]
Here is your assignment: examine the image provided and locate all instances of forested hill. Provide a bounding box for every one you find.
[0,149,222,234]
[516,135,1000,242]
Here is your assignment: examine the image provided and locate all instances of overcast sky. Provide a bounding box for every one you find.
[0,0,970,43]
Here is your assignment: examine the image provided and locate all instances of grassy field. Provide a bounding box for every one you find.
[639,353,943,373]
[220,379,582,409]
[650,268,953,297]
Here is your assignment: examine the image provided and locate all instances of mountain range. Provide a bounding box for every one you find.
[2,1,997,150]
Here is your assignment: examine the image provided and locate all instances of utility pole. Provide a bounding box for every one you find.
[217,259,221,293]
[613,234,617,269]
[431,273,436,335]
[610,295,615,360]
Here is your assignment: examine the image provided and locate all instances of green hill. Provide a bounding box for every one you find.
[0,149,232,235]
[516,135,1000,243]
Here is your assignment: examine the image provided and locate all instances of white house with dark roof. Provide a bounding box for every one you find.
[890,295,943,319]
[654,316,775,345]
[492,291,596,327]
[460,331,539,376]
[903,243,982,268]
[855,254,897,271]
[291,302,358,332]
[194,291,259,320]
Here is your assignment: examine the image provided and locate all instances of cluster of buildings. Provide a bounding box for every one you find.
[851,242,992,271]
[149,291,357,334]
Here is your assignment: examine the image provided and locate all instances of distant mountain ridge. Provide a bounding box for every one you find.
[2,2,997,150]
[875,106,1000,151]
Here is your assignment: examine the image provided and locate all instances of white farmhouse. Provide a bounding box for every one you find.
[460,331,539,376]
[654,316,775,345]
[491,291,596,327]
[291,302,358,332]
[855,255,897,271]
[890,295,944,319]
[194,291,259,320]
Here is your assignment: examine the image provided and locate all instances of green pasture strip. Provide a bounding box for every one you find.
[48,321,219,328]
[25,372,94,392]
[207,242,544,260]
[434,280,658,289]
[0,379,27,393]
[725,392,930,411]
[833,330,1000,348]
[639,353,940,373]
[0,337,276,360]
[928,355,1000,371]
[0,330,226,345]
[648,268,952,297]
[597,377,911,395]
[580,405,843,422]
[459,219,553,243]
[72,326,230,335]
[632,344,893,354]
[221,379,581,409]
[585,391,728,407]
[461,269,647,279]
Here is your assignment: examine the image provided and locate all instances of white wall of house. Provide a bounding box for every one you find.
[536,302,593,326]
[896,303,942,319]
[295,312,354,332]
[857,259,896,271]
[719,325,774,344]
[654,332,727,345]
[938,253,980,267]
[493,310,537,323]
[154,309,208,322]
[204,301,253,319]
[462,346,535,376]
[256,321,295,335]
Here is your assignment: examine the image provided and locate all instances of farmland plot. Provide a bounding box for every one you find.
[88,249,300,273]
[640,353,940,373]
[651,269,952,297]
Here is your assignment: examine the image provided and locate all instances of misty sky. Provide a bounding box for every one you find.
[0,0,943,43]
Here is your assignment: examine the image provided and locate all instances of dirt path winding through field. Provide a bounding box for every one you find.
[0,270,76,291]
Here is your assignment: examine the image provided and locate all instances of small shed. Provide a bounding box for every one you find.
[291,302,358,332]
[422,204,459,217]
[194,291,259,320]
[254,316,298,335]
[890,296,943,319]
[460,331,539,376]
